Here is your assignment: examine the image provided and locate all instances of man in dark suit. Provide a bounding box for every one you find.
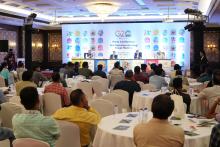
[110,51,118,59]
[134,50,142,59]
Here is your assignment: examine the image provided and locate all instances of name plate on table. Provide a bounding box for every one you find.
[113,125,130,130]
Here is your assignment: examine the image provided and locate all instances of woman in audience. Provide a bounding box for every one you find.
[44,72,70,107]
[12,87,60,147]
[170,64,181,78]
[168,78,191,113]
[109,61,124,76]
[134,66,149,84]
[0,62,10,86]
[197,65,212,83]
[141,63,149,78]
[148,63,157,77]
[158,64,166,77]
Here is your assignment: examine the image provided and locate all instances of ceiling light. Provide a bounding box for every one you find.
[86,2,120,20]
[50,9,60,26]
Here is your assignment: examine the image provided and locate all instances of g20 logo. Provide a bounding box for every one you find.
[115,30,131,37]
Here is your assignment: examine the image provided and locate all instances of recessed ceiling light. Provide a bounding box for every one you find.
[159,13,163,15]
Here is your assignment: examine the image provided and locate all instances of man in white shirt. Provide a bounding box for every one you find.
[149,67,168,90]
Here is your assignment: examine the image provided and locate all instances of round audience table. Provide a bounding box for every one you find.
[93,112,216,147]
[132,90,202,114]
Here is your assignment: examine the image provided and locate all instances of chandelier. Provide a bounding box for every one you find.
[86,2,120,20]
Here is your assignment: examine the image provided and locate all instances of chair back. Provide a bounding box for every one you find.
[101,93,123,113]
[109,75,124,89]
[55,120,81,147]
[13,138,50,147]
[18,72,23,81]
[91,80,103,97]
[170,94,185,119]
[96,78,109,92]
[9,96,22,105]
[78,82,93,100]
[0,139,10,147]
[111,89,130,111]
[75,75,85,80]
[90,99,114,117]
[142,84,157,91]
[43,93,62,116]
[91,76,102,80]
[136,81,144,90]
[0,76,5,87]
[0,102,24,128]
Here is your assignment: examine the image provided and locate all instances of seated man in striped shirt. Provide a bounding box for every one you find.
[44,72,70,107]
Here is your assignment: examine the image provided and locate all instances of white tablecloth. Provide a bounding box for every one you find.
[132,90,202,114]
[93,112,215,147]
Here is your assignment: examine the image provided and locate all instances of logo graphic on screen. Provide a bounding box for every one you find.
[75,31,80,36]
[98,30,104,36]
[90,31,96,36]
[98,53,103,57]
[67,45,72,50]
[144,30,151,36]
[115,30,131,37]
[163,38,168,43]
[67,38,72,44]
[91,38,95,44]
[179,29,185,36]
[182,53,185,59]
[67,53,70,58]
[75,38,80,44]
[83,31,88,36]
[153,45,159,51]
[171,46,176,51]
[90,45,95,51]
[75,45,80,52]
[171,30,176,35]
[153,30,159,35]
[179,37,184,43]
[98,38,103,43]
[67,32,73,37]
[145,37,150,43]
[145,45,151,50]
[163,30,168,36]
[171,37,176,43]
[83,38,88,43]
[98,45,103,51]
[171,52,176,58]
[153,37,159,43]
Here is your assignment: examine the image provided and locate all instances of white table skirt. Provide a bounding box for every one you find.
[132,90,202,114]
[93,113,215,147]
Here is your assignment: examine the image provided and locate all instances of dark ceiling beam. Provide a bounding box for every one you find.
[0,11,50,24]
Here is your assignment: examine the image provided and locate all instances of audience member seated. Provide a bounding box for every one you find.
[32,64,47,87]
[168,78,191,113]
[79,62,93,79]
[197,66,212,83]
[169,70,189,90]
[206,98,220,119]
[0,127,15,147]
[53,89,101,147]
[0,89,8,104]
[134,66,149,84]
[114,70,141,108]
[73,62,80,76]
[209,123,220,147]
[134,94,184,147]
[170,64,181,78]
[149,67,168,90]
[59,63,67,78]
[148,63,157,77]
[64,62,75,78]
[198,69,220,100]
[15,71,37,96]
[140,64,149,80]
[158,64,166,77]
[44,72,70,107]
[16,61,26,81]
[12,87,60,147]
[109,61,124,76]
[93,64,107,79]
[0,62,10,86]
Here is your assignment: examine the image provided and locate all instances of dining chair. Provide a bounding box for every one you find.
[43,93,62,116]
[90,99,114,117]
